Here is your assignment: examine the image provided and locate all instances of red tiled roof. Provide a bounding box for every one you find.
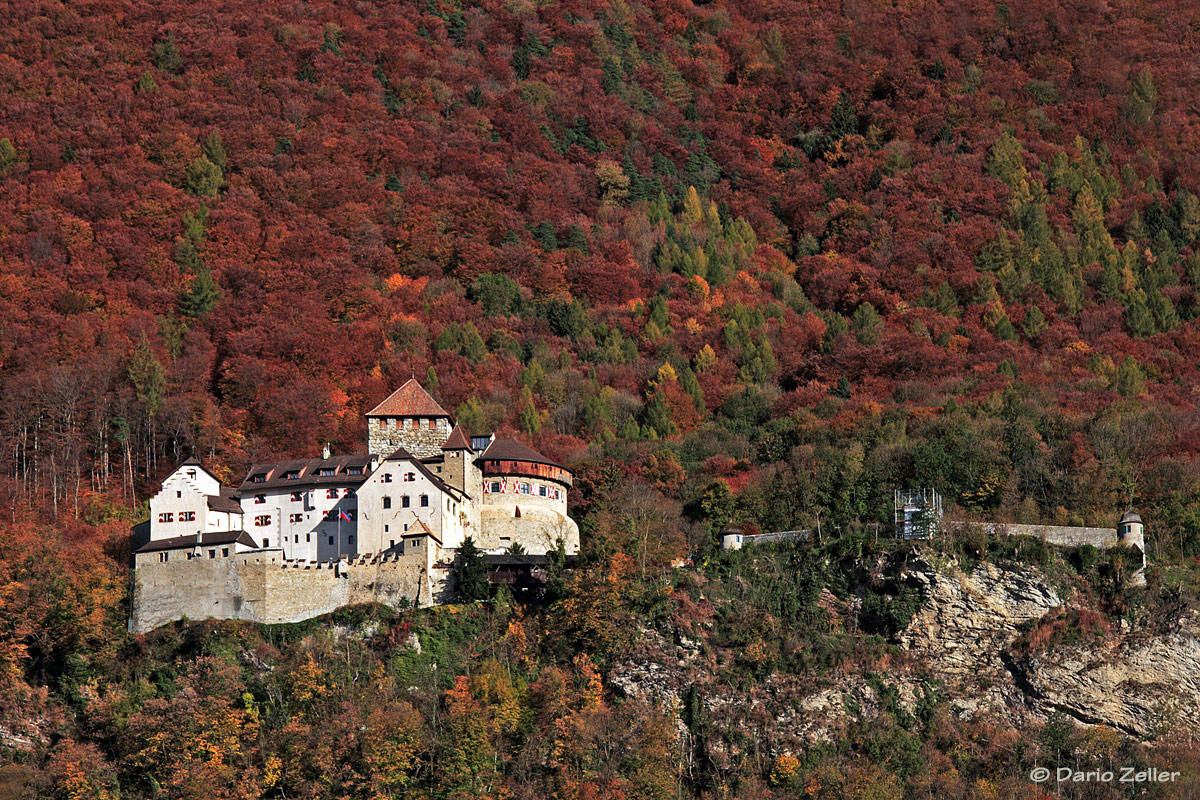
[478,438,567,470]
[442,425,472,450]
[367,379,450,418]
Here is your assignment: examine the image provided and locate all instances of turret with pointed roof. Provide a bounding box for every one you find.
[366,379,455,458]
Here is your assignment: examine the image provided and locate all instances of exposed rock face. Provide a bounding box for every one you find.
[899,555,1200,738]
[606,552,1200,753]
[1012,611,1200,738]
[897,558,1062,721]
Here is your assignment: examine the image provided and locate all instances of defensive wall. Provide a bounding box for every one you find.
[130,551,450,633]
[943,521,1119,549]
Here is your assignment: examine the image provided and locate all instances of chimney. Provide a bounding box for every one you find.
[323,443,331,459]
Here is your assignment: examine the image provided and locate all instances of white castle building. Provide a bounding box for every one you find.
[130,379,579,631]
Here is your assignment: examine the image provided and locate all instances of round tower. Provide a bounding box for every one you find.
[478,438,578,554]
[1117,509,1146,585]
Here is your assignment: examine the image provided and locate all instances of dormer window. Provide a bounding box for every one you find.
[319,467,336,477]
[347,466,363,476]
[251,474,267,483]
[285,470,300,480]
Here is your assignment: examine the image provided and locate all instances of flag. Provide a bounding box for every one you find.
[339,509,352,522]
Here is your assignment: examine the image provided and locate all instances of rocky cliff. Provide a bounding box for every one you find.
[608,549,1200,759]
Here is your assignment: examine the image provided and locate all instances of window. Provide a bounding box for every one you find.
[306,534,311,542]
[291,491,303,502]
[348,536,354,544]
[208,550,216,559]
[285,470,300,480]
[419,495,429,507]
[180,511,196,521]
[327,488,339,499]
[403,472,414,482]
[222,548,229,557]
[255,515,271,527]
[518,482,530,494]
[347,466,363,476]
[262,538,270,548]
[252,473,266,483]
[295,535,299,543]
[489,482,501,493]
[328,536,334,545]
[428,419,436,430]
[319,467,336,477]
[290,513,303,524]
[539,485,548,497]
[343,488,354,497]
[390,539,395,549]
[382,473,393,483]
[158,512,173,523]
[436,466,442,473]
[177,490,182,498]
[384,524,389,533]
[159,552,169,562]
[382,496,391,509]
[401,496,410,508]
[255,494,266,504]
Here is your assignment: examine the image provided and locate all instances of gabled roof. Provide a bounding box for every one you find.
[479,438,567,470]
[174,457,221,482]
[136,530,257,553]
[442,425,472,450]
[383,447,470,502]
[367,379,451,418]
[403,519,441,544]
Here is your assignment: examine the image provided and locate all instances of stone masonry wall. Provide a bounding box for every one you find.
[945,521,1118,549]
[131,551,449,633]
[367,418,452,458]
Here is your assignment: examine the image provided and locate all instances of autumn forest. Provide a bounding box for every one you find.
[3,0,1200,796]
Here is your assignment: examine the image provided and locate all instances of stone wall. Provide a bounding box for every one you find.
[945,521,1118,549]
[478,502,579,553]
[367,418,452,458]
[131,551,450,633]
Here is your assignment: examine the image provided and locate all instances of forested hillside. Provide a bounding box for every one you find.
[4,0,1200,796]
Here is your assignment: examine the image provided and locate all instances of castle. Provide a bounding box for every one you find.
[129,379,579,632]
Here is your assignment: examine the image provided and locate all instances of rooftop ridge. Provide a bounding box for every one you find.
[367,379,451,419]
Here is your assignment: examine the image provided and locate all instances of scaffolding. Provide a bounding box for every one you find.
[895,488,943,540]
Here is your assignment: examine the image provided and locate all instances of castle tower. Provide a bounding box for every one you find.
[1117,509,1147,585]
[441,424,482,540]
[366,379,453,458]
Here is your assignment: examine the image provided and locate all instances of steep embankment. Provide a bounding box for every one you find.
[610,551,1200,754]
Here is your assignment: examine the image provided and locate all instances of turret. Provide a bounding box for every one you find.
[1117,509,1147,585]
